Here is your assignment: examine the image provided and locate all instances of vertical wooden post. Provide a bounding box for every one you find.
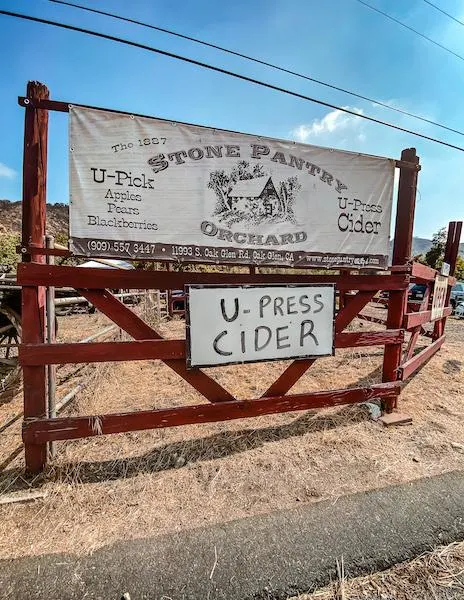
[45,235,56,458]
[21,81,49,473]
[166,262,173,318]
[449,222,462,275]
[433,221,463,339]
[382,148,419,411]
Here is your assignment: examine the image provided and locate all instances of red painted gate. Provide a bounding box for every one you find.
[17,82,462,473]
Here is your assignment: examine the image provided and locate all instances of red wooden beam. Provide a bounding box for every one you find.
[19,339,185,365]
[17,263,409,292]
[78,289,235,403]
[398,336,446,380]
[411,262,437,282]
[263,290,376,397]
[21,81,50,474]
[382,148,419,411]
[336,329,404,348]
[433,221,463,340]
[403,285,431,362]
[20,330,405,366]
[22,382,401,444]
[404,306,452,329]
[357,313,387,326]
[17,245,72,257]
[411,262,456,286]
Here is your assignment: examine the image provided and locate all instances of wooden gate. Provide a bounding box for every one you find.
[16,82,462,473]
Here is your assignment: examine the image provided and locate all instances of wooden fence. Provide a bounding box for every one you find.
[16,81,462,473]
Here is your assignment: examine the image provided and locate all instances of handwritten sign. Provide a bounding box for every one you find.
[431,275,448,321]
[186,284,335,368]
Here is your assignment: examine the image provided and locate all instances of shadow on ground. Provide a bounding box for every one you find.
[1,402,372,492]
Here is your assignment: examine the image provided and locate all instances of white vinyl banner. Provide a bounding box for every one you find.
[186,285,335,367]
[69,106,395,269]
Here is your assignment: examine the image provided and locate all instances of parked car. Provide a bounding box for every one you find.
[455,301,464,318]
[450,282,464,309]
[408,283,427,302]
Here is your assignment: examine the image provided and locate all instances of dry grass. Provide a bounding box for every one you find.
[0,309,462,559]
[294,540,464,600]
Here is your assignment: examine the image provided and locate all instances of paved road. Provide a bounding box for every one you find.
[1,470,463,599]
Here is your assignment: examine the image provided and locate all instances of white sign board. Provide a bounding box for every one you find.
[431,275,448,321]
[186,284,335,368]
[69,106,395,269]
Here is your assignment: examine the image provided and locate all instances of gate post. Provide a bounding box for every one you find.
[21,81,49,473]
[382,148,419,410]
[433,221,463,340]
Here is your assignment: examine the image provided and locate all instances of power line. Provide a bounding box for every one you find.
[2,8,464,153]
[355,0,464,62]
[49,0,464,139]
[422,0,464,27]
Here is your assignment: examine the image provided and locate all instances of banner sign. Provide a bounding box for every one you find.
[186,284,335,367]
[69,106,395,269]
[431,275,448,321]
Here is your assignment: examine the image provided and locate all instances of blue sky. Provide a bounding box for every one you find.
[0,0,463,238]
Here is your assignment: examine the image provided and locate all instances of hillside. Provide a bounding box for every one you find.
[0,200,69,237]
[390,236,464,258]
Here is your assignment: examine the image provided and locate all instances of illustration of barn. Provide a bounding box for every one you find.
[227,176,283,218]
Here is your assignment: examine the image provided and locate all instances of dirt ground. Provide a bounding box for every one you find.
[0,308,463,559]
[293,540,464,600]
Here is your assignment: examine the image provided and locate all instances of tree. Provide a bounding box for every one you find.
[424,227,447,269]
[422,227,464,279]
[0,233,20,271]
[455,255,464,281]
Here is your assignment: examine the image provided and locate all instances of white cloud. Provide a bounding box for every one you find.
[290,106,365,144]
[0,162,17,179]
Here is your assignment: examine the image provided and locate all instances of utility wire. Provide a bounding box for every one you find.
[355,0,464,62]
[422,0,464,27]
[2,8,464,153]
[49,0,464,139]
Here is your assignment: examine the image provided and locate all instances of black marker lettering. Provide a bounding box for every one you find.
[255,326,272,351]
[300,320,319,346]
[221,298,239,322]
[213,330,232,356]
[313,294,324,313]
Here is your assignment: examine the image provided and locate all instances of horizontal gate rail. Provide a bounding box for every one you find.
[19,330,405,366]
[404,307,452,329]
[17,263,410,292]
[411,262,456,285]
[398,335,446,380]
[22,382,401,444]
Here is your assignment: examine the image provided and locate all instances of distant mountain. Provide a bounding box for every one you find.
[390,236,464,259]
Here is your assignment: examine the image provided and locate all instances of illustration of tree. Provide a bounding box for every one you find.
[279,176,300,222]
[207,169,231,213]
